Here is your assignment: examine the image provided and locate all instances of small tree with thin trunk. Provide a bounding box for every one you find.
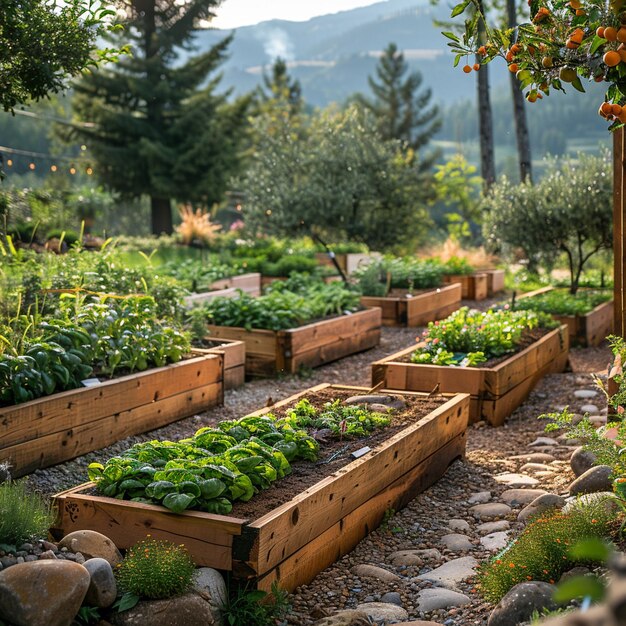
[483,152,612,293]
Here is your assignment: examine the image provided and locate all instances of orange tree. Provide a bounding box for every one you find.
[446,0,626,127]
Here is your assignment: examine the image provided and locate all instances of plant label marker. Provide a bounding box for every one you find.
[81,378,101,387]
[351,446,371,459]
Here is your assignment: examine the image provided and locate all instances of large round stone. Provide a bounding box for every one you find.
[488,581,557,626]
[58,530,122,566]
[0,560,90,626]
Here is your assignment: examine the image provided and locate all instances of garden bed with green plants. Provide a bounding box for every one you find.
[202,276,382,376]
[371,307,569,425]
[52,383,469,591]
[514,287,613,347]
[355,257,463,327]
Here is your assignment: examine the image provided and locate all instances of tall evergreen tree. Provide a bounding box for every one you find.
[358,43,441,152]
[259,57,302,113]
[69,1,250,235]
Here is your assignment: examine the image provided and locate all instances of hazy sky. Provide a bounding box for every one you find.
[212,0,384,29]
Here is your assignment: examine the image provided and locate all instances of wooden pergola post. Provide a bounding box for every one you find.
[614,127,626,337]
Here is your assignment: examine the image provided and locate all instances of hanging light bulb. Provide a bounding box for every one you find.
[29,162,35,170]
[86,166,93,176]
[6,159,12,167]
[69,166,76,175]
[50,165,57,172]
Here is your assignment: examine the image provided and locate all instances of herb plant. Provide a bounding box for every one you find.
[354,257,444,296]
[115,536,196,600]
[221,582,291,626]
[411,307,557,366]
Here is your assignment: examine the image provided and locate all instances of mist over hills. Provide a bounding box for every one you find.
[196,0,503,106]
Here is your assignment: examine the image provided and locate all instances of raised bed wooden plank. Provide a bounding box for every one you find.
[1,354,224,478]
[371,326,569,425]
[192,339,246,389]
[207,309,382,377]
[51,483,245,570]
[184,273,261,306]
[254,431,467,592]
[241,390,468,576]
[360,284,461,327]
[52,384,469,590]
[481,269,505,296]
[443,273,489,300]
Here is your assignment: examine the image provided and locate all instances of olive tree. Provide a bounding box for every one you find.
[483,152,612,293]
[241,104,435,251]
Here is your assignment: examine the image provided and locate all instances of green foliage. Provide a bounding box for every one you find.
[89,397,390,513]
[433,155,483,244]
[242,104,436,251]
[70,2,250,234]
[477,503,616,603]
[440,255,474,276]
[514,289,612,316]
[221,581,291,626]
[353,257,444,296]
[115,537,196,600]
[158,259,234,293]
[203,281,360,331]
[411,307,557,366]
[483,153,613,291]
[0,0,125,113]
[0,480,53,546]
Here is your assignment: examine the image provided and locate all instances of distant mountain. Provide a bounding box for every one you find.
[195,0,508,106]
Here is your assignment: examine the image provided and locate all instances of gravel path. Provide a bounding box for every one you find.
[23,320,613,626]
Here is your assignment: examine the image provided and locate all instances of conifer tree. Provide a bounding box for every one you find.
[259,58,303,114]
[358,43,441,152]
[70,1,250,235]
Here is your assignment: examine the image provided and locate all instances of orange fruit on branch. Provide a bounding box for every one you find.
[559,67,577,82]
[603,49,621,66]
[597,26,606,37]
[605,26,618,41]
[508,63,519,73]
[541,56,554,67]
[463,64,472,73]
[601,101,613,116]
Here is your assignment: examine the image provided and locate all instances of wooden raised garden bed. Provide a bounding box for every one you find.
[371,324,569,426]
[443,272,489,301]
[51,383,469,592]
[206,308,382,377]
[0,354,224,478]
[360,283,461,327]
[517,287,613,347]
[183,273,261,307]
[315,252,381,275]
[480,269,505,296]
[191,338,245,389]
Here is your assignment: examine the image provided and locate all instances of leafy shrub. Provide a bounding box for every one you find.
[45,229,80,247]
[158,259,234,293]
[0,480,53,546]
[439,255,474,276]
[115,536,196,599]
[411,307,557,366]
[260,254,319,277]
[477,502,616,603]
[514,289,612,316]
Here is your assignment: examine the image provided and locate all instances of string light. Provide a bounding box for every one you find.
[69,166,76,175]
[29,162,35,170]
[50,165,57,172]
[6,159,12,167]
[86,166,93,176]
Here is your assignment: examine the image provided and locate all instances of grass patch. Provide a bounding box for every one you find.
[0,480,53,546]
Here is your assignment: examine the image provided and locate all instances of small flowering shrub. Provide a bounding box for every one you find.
[477,503,616,603]
[410,307,557,366]
[115,536,196,599]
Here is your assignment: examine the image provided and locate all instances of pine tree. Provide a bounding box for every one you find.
[69,1,250,235]
[358,43,442,152]
[259,58,303,113]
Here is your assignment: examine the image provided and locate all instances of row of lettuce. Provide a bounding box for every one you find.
[87,398,391,515]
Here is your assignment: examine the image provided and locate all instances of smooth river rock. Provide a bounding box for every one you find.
[416,588,471,612]
[568,465,613,496]
[488,581,557,626]
[58,530,122,566]
[518,494,566,522]
[83,557,117,608]
[570,447,598,478]
[0,560,90,626]
[416,556,478,588]
[500,489,548,506]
